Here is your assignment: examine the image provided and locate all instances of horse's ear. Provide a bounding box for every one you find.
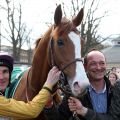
[72,8,84,27]
[54,4,62,25]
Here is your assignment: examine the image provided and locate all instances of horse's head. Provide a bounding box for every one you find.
[48,5,89,96]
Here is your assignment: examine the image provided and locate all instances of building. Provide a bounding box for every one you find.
[102,36,120,69]
[1,45,33,65]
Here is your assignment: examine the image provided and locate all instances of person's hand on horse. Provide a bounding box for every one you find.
[68,97,88,116]
[44,66,61,88]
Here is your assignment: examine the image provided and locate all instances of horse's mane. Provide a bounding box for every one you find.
[35,38,42,49]
[34,26,53,50]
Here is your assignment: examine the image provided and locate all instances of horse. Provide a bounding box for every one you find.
[11,5,89,120]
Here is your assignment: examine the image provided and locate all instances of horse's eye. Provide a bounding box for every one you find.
[57,39,64,46]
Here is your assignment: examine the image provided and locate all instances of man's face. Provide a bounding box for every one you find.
[85,51,107,81]
[0,66,10,92]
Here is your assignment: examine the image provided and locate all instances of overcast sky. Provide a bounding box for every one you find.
[0,0,120,48]
[22,0,120,37]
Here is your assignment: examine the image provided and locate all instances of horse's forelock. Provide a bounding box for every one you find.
[55,19,72,37]
[61,17,70,23]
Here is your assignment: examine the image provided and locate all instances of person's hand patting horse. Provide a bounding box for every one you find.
[44,66,61,89]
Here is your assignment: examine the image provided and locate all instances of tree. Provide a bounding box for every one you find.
[80,0,109,56]
[57,0,110,56]
[1,0,32,62]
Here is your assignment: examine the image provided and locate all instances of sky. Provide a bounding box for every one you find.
[0,0,120,48]
[22,0,120,37]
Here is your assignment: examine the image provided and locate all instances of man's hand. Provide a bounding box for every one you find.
[68,97,88,116]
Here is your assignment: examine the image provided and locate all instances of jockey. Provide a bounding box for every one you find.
[0,51,61,119]
[0,51,13,95]
[0,66,61,119]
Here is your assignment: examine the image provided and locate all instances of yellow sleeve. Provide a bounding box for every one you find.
[0,86,51,119]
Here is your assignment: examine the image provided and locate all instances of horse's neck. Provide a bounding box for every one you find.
[30,42,51,95]
[27,28,52,97]
[31,63,50,92]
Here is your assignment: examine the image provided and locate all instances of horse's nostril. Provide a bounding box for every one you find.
[73,81,82,96]
[74,82,78,86]
[73,82,80,90]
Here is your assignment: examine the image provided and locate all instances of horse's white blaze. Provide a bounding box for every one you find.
[68,32,89,96]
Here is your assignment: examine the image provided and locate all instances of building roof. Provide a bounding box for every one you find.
[102,45,120,63]
[112,36,120,41]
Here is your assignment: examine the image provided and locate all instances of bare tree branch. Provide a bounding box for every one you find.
[1,0,32,63]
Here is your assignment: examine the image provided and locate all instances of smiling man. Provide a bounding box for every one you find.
[44,50,113,120]
[84,50,109,113]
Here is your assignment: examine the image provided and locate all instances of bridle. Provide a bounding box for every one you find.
[49,35,83,97]
[49,35,83,120]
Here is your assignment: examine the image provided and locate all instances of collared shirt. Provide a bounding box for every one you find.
[88,83,107,113]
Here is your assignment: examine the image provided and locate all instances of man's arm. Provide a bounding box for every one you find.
[68,81,120,120]
[68,97,113,120]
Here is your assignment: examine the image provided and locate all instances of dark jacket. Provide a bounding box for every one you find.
[45,76,115,120]
[84,80,120,120]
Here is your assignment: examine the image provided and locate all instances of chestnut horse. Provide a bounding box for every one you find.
[12,5,89,120]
